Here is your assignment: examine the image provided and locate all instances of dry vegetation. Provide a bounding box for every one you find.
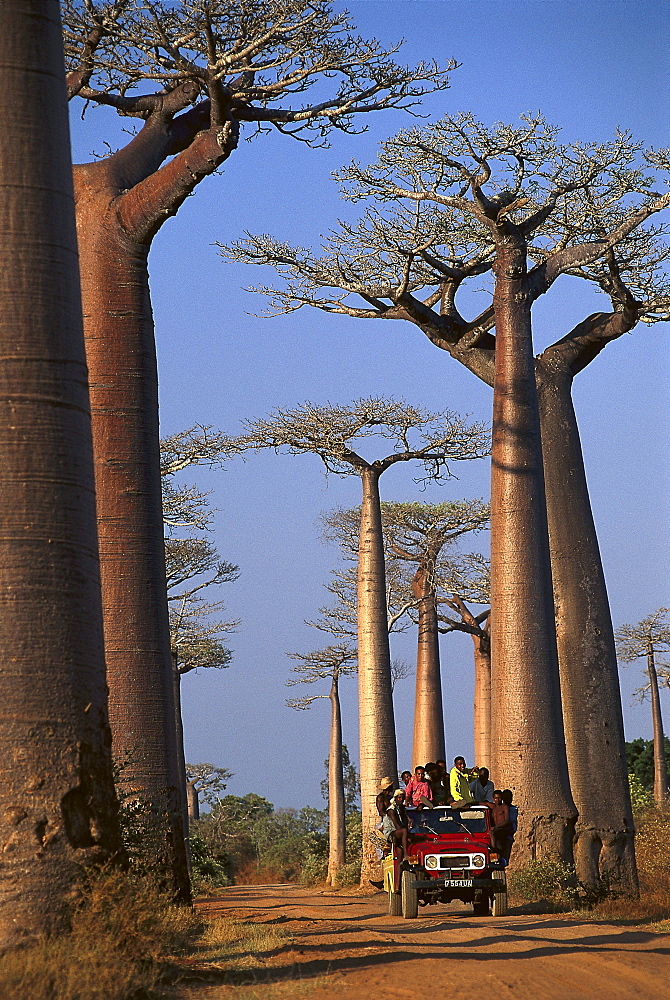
[508,807,670,926]
[0,869,288,1000]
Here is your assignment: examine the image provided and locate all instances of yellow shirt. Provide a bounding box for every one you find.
[450,767,475,803]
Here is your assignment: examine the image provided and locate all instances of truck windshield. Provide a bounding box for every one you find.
[408,808,488,836]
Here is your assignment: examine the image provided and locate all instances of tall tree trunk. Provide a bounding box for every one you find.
[472,632,491,768]
[411,566,445,766]
[358,467,398,883]
[489,236,576,862]
[73,168,190,900]
[187,782,200,823]
[647,651,669,808]
[0,0,122,947]
[327,676,346,886]
[173,660,191,874]
[537,361,637,890]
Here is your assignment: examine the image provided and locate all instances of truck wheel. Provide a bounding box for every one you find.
[492,870,508,916]
[386,870,402,916]
[401,868,418,919]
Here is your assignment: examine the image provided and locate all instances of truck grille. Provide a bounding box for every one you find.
[439,855,469,868]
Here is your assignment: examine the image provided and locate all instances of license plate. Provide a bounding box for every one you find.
[444,878,473,887]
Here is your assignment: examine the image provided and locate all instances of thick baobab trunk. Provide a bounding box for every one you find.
[537,362,637,890]
[647,653,669,808]
[489,238,576,863]
[411,566,445,766]
[74,167,190,900]
[327,677,346,886]
[0,0,122,947]
[472,633,491,768]
[358,467,398,883]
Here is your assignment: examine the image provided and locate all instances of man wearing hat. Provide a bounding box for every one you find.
[375,774,395,819]
[382,787,410,860]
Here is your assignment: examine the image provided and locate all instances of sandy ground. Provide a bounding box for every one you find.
[175,884,670,1000]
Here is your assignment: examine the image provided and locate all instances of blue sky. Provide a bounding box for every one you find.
[69,0,670,810]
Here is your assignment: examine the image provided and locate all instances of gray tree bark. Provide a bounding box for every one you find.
[537,354,637,889]
[489,235,576,863]
[327,676,346,885]
[647,651,669,808]
[0,0,122,947]
[358,468,398,882]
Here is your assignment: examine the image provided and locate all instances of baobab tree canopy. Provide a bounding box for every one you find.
[221,113,670,334]
[63,0,453,140]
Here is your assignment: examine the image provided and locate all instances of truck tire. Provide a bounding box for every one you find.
[492,870,508,916]
[386,868,402,916]
[401,868,418,919]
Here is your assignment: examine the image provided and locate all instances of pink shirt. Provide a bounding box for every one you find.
[405,776,432,807]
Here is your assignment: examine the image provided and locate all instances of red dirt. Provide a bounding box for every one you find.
[176,883,670,999]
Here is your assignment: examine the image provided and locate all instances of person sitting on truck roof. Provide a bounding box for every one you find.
[404,765,434,809]
[400,770,412,789]
[382,788,410,860]
[470,766,494,803]
[449,756,476,808]
[425,762,448,804]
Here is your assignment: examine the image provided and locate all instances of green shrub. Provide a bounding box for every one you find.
[629,771,653,811]
[189,833,232,894]
[508,857,578,909]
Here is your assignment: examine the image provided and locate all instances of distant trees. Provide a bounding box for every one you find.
[617,610,670,808]
[185,763,232,822]
[161,426,238,846]
[626,738,670,800]
[380,501,489,766]
[236,398,488,879]
[197,793,329,883]
[61,0,452,898]
[435,555,491,765]
[222,114,669,882]
[0,0,122,945]
[286,645,357,885]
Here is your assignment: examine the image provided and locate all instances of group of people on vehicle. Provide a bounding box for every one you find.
[375,756,518,863]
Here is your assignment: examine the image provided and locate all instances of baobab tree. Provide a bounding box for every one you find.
[60,0,453,894]
[222,115,669,879]
[616,609,670,809]
[236,398,488,878]
[286,645,357,885]
[0,0,122,944]
[185,763,232,823]
[380,501,489,766]
[162,424,236,531]
[436,553,492,766]
[161,430,238,851]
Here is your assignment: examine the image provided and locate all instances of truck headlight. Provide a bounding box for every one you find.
[425,855,438,869]
[472,854,485,868]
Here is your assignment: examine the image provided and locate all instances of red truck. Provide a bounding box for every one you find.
[382,804,508,918]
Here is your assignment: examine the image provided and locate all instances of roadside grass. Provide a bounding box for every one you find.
[508,807,670,926]
[0,869,290,1000]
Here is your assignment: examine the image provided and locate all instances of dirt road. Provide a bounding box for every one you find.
[181,884,670,1000]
